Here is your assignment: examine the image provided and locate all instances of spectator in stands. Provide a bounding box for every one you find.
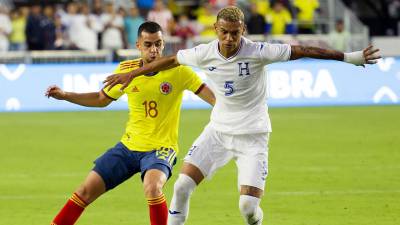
[196,3,217,37]
[117,7,128,49]
[0,5,11,52]
[251,0,270,16]
[210,0,236,9]
[9,8,26,51]
[266,1,293,35]
[42,5,56,50]
[329,19,350,52]
[172,14,196,40]
[293,0,320,34]
[101,2,124,50]
[54,14,67,50]
[64,2,98,51]
[136,0,154,18]
[90,0,104,49]
[124,6,144,49]
[246,2,266,35]
[147,0,173,35]
[26,4,45,50]
[389,0,400,19]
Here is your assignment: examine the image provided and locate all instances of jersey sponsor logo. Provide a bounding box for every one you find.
[160,82,172,95]
[238,62,250,76]
[132,86,139,92]
[208,66,217,71]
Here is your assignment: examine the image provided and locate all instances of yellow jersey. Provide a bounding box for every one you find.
[102,59,204,153]
[267,9,292,35]
[294,0,320,25]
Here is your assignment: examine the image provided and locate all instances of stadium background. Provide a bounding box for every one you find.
[0,0,399,225]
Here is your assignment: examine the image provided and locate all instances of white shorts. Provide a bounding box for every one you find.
[184,124,270,190]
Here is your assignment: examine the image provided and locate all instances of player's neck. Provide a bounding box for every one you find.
[218,42,241,59]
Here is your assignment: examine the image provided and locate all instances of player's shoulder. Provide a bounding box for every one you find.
[117,58,142,72]
[181,40,217,55]
[162,64,195,76]
[242,37,265,50]
[240,37,267,56]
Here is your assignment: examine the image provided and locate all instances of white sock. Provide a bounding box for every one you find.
[167,174,197,225]
[239,195,263,225]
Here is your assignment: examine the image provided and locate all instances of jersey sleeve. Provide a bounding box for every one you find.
[176,47,199,67]
[179,66,204,94]
[259,43,292,64]
[102,64,125,100]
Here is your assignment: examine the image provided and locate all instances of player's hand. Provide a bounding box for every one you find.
[363,45,381,65]
[45,85,66,100]
[103,72,133,91]
[344,45,381,67]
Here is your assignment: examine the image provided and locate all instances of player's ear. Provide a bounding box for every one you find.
[214,22,218,32]
[161,39,165,51]
[242,23,247,35]
[136,39,140,50]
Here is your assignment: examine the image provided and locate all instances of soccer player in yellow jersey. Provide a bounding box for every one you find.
[45,21,215,225]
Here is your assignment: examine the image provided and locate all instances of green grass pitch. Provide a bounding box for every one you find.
[0,106,399,225]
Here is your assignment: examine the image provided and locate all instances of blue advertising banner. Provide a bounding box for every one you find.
[0,57,399,112]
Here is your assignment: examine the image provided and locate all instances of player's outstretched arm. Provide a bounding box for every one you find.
[196,85,216,106]
[103,55,180,91]
[290,45,381,66]
[45,85,112,107]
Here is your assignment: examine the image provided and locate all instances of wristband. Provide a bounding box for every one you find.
[344,51,365,66]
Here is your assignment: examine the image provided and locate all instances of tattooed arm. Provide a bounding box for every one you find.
[290,45,381,66]
[290,46,344,61]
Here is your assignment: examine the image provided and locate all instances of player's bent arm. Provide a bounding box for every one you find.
[104,55,180,90]
[290,45,381,66]
[62,91,112,107]
[196,85,216,106]
[46,85,111,107]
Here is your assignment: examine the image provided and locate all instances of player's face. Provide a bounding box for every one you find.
[137,31,164,64]
[214,19,245,53]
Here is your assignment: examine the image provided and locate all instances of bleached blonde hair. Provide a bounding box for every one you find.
[217,6,245,23]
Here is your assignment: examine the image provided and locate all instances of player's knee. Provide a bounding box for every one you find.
[143,181,164,198]
[173,174,197,197]
[75,185,92,204]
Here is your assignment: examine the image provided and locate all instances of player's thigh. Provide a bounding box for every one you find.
[184,124,233,179]
[235,133,270,191]
[140,147,177,182]
[92,142,141,191]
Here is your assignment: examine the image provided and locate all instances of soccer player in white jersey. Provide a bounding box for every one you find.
[104,6,381,225]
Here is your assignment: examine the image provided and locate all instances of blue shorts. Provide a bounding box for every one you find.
[93,142,177,190]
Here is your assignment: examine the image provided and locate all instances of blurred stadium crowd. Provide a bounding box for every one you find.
[0,0,328,52]
[0,0,398,53]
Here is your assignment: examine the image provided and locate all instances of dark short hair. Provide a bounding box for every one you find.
[138,21,163,38]
[335,19,344,25]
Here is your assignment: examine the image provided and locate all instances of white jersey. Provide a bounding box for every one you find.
[177,37,291,134]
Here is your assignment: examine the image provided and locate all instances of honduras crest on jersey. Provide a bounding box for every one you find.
[160,82,172,95]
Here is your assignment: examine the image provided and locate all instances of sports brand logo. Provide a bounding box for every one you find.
[169,210,181,215]
[208,66,217,71]
[160,82,172,95]
[132,86,139,92]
